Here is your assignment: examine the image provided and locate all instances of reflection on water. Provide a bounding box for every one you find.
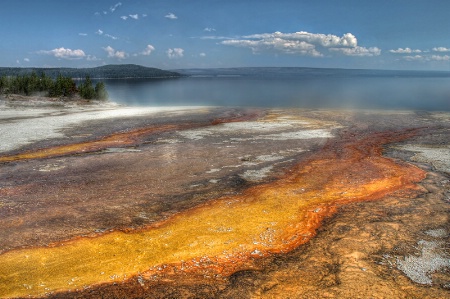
[104,72,450,111]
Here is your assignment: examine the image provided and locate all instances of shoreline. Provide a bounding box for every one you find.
[0,93,113,108]
[0,97,211,154]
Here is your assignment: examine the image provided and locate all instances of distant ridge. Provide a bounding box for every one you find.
[174,67,450,78]
[0,64,182,79]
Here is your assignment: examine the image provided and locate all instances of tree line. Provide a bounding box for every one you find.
[0,72,108,100]
[0,64,182,79]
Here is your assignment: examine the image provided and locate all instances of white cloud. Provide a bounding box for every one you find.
[165,13,178,19]
[200,35,234,40]
[110,2,122,13]
[402,55,424,61]
[105,34,118,40]
[431,55,450,61]
[221,31,377,58]
[223,38,323,57]
[96,3,121,16]
[389,47,422,54]
[103,46,128,59]
[432,47,450,52]
[122,14,145,21]
[141,44,155,55]
[79,33,88,36]
[87,55,101,61]
[388,47,450,63]
[204,27,216,32]
[166,48,184,59]
[243,31,358,48]
[24,58,30,62]
[96,29,117,40]
[200,52,206,57]
[329,46,381,57]
[39,47,86,59]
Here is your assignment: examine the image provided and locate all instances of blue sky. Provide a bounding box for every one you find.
[1,0,450,70]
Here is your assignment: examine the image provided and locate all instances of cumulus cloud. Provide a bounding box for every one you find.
[243,31,358,48]
[129,14,139,20]
[431,55,450,61]
[141,44,155,55]
[223,38,323,57]
[389,47,422,54]
[200,52,206,57]
[432,47,450,52]
[389,47,450,63]
[166,48,184,59]
[204,27,216,32]
[96,29,104,35]
[103,46,127,59]
[24,58,30,62]
[329,46,381,57]
[120,16,128,20]
[220,31,378,57]
[402,55,424,61]
[165,13,178,19]
[39,47,86,59]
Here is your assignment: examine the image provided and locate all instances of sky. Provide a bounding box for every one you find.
[1,0,450,71]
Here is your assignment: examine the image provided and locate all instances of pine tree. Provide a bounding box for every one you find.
[80,75,95,99]
[0,76,8,94]
[39,73,53,94]
[94,82,108,100]
[1,72,108,101]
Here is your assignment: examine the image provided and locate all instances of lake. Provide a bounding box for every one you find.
[103,68,450,111]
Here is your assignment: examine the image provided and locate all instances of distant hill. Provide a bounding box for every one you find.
[0,64,182,79]
[174,67,450,78]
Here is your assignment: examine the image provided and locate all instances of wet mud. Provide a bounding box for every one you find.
[0,107,449,298]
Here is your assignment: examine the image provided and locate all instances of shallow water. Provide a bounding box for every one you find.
[104,72,450,111]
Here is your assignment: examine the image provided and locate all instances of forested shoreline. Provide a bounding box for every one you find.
[0,73,108,101]
[0,64,185,102]
[0,64,181,79]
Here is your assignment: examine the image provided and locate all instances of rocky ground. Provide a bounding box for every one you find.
[0,100,449,298]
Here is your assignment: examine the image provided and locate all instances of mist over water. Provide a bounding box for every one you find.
[104,70,450,111]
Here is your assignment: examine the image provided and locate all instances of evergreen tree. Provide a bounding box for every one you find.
[49,74,77,97]
[39,73,53,93]
[94,82,108,100]
[49,75,63,97]
[1,73,108,101]
[10,76,21,94]
[0,76,8,94]
[28,72,40,95]
[79,75,95,99]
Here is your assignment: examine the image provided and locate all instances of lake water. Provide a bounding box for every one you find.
[104,69,450,111]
